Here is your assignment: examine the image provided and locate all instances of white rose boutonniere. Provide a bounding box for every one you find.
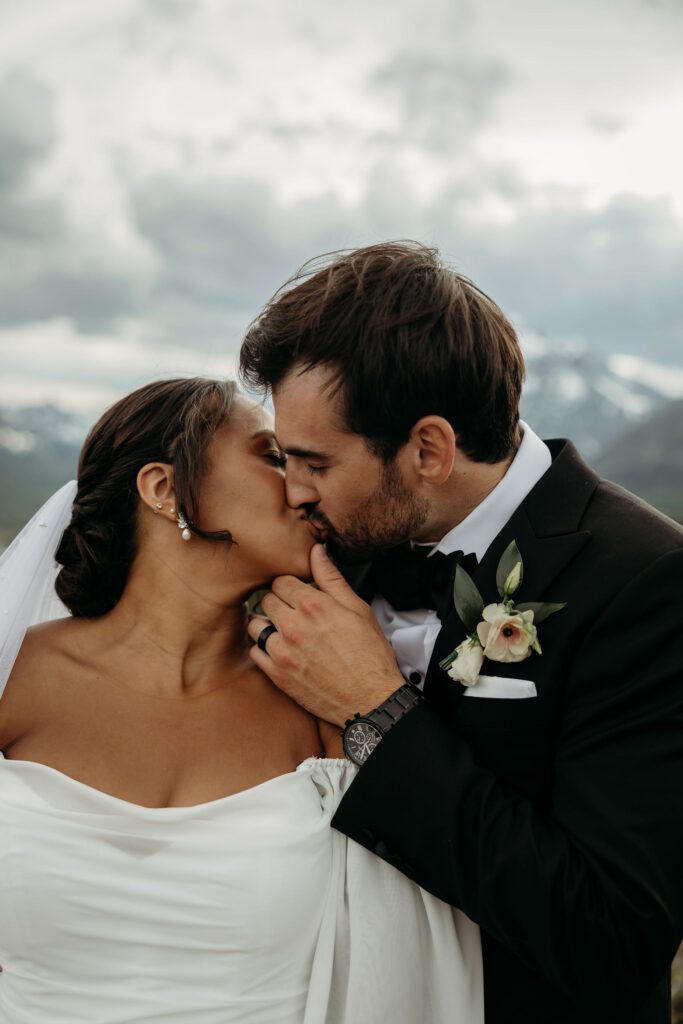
[439,541,565,688]
[446,637,485,686]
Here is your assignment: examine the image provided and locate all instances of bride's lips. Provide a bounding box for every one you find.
[304,517,327,540]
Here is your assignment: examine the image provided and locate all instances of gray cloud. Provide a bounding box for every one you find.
[372,50,513,153]
[128,176,364,349]
[587,113,629,136]
[0,72,80,323]
[0,72,154,332]
[1,135,681,366]
[142,0,195,20]
[123,0,200,56]
[0,71,57,193]
[0,39,680,371]
[431,189,683,363]
[0,207,150,331]
[124,166,683,363]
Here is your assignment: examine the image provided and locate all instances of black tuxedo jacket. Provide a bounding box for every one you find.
[332,440,683,1023]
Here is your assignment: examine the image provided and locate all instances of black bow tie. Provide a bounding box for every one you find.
[371,545,478,620]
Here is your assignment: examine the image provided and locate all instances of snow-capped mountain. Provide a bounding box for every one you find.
[0,404,91,453]
[0,405,84,546]
[519,335,682,458]
[594,397,683,520]
[1,344,682,542]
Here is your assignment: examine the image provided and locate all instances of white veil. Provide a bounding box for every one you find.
[0,480,77,700]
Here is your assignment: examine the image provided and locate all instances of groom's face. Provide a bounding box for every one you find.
[273,366,428,563]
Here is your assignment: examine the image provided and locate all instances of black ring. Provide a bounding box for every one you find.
[257,623,278,653]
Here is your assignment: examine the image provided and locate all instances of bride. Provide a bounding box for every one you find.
[0,377,482,1023]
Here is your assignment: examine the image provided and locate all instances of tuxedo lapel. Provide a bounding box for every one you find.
[423,440,597,712]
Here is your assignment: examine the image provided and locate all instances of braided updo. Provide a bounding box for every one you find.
[55,377,237,617]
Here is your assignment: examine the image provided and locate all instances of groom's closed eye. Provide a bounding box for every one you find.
[285,446,331,463]
[283,447,331,476]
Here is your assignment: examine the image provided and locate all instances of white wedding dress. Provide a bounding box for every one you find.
[0,485,483,1023]
[0,753,482,1023]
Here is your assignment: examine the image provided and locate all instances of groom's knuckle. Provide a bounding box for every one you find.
[270,577,287,599]
[298,591,321,617]
[279,617,300,645]
[278,648,296,671]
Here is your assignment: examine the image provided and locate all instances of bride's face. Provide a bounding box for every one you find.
[195,394,317,588]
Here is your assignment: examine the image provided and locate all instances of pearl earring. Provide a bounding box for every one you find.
[177,512,191,541]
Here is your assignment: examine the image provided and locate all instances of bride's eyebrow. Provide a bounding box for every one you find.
[250,429,280,443]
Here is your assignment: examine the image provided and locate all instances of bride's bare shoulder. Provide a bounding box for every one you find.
[0,618,91,748]
[17,617,89,662]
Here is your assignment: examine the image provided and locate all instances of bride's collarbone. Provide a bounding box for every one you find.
[5,713,322,808]
[2,642,323,806]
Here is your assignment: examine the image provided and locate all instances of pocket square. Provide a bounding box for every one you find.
[462,675,537,699]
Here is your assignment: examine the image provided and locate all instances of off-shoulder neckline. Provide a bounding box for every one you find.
[0,752,350,814]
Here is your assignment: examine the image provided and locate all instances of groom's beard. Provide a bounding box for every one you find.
[308,461,429,564]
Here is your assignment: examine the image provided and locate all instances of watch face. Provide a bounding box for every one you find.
[344,720,383,765]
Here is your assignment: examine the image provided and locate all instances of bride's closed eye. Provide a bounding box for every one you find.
[265,451,287,467]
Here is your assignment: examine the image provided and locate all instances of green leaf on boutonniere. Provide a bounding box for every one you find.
[515,601,566,623]
[496,540,523,598]
[246,589,268,615]
[453,563,485,634]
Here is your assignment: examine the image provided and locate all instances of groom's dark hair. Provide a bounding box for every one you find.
[240,241,525,464]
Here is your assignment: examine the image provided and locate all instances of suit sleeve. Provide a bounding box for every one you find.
[332,548,683,1008]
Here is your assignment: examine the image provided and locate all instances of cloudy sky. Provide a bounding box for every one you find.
[1,0,682,415]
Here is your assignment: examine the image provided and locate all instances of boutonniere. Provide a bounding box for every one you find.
[438,541,566,688]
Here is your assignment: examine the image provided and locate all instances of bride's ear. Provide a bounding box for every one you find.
[136,463,176,521]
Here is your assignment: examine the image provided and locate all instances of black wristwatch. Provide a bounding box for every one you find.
[342,682,423,766]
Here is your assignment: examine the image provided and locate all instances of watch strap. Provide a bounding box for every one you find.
[343,681,423,740]
[362,681,424,732]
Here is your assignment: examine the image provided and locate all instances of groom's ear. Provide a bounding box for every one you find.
[407,416,457,485]
[136,463,176,520]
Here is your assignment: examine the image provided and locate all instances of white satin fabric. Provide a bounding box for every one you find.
[0,753,483,1024]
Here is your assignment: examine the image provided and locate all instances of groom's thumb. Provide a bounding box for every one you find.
[310,544,358,608]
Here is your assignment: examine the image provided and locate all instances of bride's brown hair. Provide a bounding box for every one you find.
[55,378,237,618]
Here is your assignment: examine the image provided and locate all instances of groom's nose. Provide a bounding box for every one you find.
[284,462,320,509]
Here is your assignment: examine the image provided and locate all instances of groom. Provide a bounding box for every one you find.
[240,241,683,1023]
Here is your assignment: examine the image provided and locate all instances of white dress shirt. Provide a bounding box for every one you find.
[371,422,552,688]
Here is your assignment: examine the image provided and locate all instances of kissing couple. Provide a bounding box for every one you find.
[0,241,681,1024]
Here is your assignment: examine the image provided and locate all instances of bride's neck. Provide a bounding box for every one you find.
[96,552,254,698]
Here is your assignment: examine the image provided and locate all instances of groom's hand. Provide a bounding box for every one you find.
[247,544,405,725]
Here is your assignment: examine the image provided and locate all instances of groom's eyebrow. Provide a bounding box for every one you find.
[283,446,330,461]
[250,430,328,460]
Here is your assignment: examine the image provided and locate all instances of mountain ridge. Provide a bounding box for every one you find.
[1,349,682,543]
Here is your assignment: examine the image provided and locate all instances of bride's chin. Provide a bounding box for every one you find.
[259,547,316,585]
[281,555,315,582]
